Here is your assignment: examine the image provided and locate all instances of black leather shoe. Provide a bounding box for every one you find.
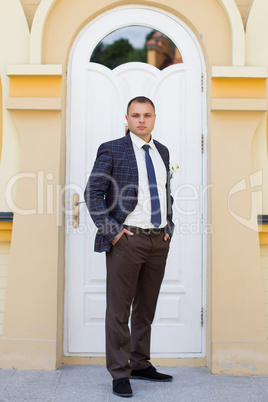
[130,366,173,382]
[113,377,133,397]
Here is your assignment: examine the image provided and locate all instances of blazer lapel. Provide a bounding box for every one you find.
[154,141,169,171]
[124,134,139,187]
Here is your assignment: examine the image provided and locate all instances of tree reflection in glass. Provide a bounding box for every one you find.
[90,26,182,70]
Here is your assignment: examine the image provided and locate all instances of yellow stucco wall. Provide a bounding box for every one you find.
[0,0,29,212]
[41,0,232,66]
[0,242,10,336]
[260,245,268,337]
[210,109,267,374]
[20,0,41,28]
[0,76,3,164]
[0,223,12,243]
[211,78,266,99]
[251,114,268,216]
[9,76,62,98]
[237,0,253,23]
[19,0,254,29]
[246,0,268,67]
[247,0,268,217]
[211,72,268,364]
[0,109,63,370]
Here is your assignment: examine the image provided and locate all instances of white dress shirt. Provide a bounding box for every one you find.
[124,132,167,229]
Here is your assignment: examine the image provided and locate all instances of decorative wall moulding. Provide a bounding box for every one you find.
[211,98,268,111]
[212,66,268,78]
[6,97,62,111]
[7,64,63,76]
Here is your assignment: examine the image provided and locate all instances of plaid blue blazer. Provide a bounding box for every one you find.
[84,133,174,252]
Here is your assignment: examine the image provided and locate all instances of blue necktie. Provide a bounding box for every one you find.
[142,144,162,228]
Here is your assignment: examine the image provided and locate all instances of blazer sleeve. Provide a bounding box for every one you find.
[164,149,175,238]
[84,143,123,243]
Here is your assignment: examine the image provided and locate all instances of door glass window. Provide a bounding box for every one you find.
[90,25,182,70]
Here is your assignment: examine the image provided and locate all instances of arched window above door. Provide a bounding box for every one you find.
[90,25,183,70]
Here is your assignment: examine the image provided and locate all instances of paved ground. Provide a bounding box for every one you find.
[0,365,268,401]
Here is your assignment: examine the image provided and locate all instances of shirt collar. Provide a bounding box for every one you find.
[130,132,156,150]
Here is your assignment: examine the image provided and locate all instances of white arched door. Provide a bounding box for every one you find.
[65,7,206,357]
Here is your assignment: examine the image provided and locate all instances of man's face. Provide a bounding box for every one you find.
[126,101,156,142]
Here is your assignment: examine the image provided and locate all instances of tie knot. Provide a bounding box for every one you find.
[142,144,150,152]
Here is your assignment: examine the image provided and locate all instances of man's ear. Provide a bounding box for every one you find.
[125,114,128,122]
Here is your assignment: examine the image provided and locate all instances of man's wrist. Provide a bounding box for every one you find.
[111,229,124,245]
[101,221,124,243]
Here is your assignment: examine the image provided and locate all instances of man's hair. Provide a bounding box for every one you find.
[126,96,155,115]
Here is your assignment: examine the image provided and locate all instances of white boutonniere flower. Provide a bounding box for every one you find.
[170,164,179,180]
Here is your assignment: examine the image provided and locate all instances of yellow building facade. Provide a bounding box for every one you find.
[1,0,268,374]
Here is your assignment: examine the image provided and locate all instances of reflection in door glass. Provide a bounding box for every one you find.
[90,25,182,70]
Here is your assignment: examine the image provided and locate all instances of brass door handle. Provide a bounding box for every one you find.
[73,194,85,228]
[74,201,85,205]
[73,193,80,228]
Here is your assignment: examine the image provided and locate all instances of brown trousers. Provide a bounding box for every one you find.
[105,229,170,379]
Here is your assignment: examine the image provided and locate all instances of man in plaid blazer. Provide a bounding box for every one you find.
[84,96,174,398]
